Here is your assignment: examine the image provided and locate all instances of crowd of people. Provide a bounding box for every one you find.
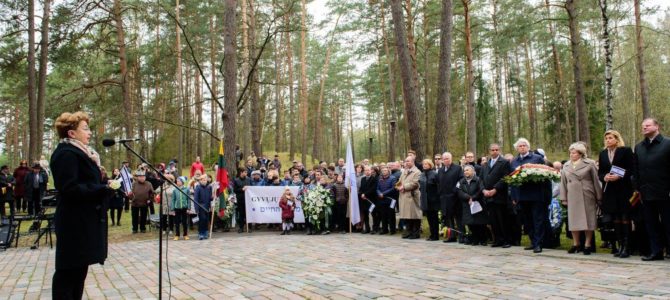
[2,118,669,263]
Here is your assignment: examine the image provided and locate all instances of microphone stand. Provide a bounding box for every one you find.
[120,141,209,300]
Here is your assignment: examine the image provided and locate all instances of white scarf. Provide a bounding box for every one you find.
[61,138,102,169]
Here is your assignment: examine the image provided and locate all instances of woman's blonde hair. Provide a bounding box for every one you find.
[569,142,588,158]
[55,111,90,139]
[421,159,434,169]
[604,130,625,148]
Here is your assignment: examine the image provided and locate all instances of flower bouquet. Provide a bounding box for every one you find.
[301,185,334,231]
[504,163,560,187]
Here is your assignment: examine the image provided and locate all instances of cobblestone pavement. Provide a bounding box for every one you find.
[2,231,670,299]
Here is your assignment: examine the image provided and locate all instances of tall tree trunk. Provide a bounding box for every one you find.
[299,0,309,164]
[210,13,219,155]
[284,13,296,161]
[36,0,50,161]
[114,0,133,163]
[248,0,262,157]
[380,1,398,161]
[223,0,238,176]
[523,40,537,144]
[312,15,341,161]
[175,0,184,172]
[27,0,37,162]
[434,0,452,154]
[545,0,572,146]
[462,0,476,154]
[390,0,425,161]
[274,29,284,154]
[491,0,504,147]
[195,66,203,157]
[240,0,251,158]
[634,0,650,119]
[599,0,614,130]
[566,0,591,147]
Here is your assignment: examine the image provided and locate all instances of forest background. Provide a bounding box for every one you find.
[1,0,669,174]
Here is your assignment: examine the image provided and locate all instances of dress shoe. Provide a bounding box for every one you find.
[370,231,377,235]
[583,247,591,255]
[567,245,582,254]
[238,228,243,233]
[501,244,511,248]
[443,238,457,243]
[491,243,503,248]
[379,231,388,235]
[641,254,664,261]
[402,232,411,239]
[408,233,420,239]
[524,246,534,250]
[533,247,542,253]
[426,237,438,241]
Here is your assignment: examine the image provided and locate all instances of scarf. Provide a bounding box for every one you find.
[61,138,102,169]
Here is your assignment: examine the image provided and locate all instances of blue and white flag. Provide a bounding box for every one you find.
[345,139,360,225]
[120,165,133,192]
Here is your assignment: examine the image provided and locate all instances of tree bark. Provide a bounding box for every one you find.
[299,0,309,164]
[634,0,650,119]
[36,0,50,161]
[27,0,37,162]
[545,0,572,146]
[113,0,133,163]
[434,0,452,154]
[390,0,425,161]
[274,26,284,154]
[566,0,591,147]
[210,13,219,155]
[249,0,262,157]
[312,15,341,161]
[491,0,504,147]
[523,40,537,144]
[285,12,296,161]
[380,1,398,162]
[462,0,476,154]
[223,0,238,176]
[599,0,614,130]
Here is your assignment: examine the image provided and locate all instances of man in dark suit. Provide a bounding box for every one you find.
[510,138,551,253]
[438,152,463,242]
[358,166,378,234]
[634,118,670,261]
[25,163,48,216]
[481,143,512,248]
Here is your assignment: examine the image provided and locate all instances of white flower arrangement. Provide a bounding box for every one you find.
[301,185,334,231]
[504,163,560,186]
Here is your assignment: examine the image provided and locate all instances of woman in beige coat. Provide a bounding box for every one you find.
[397,156,422,239]
[560,142,602,255]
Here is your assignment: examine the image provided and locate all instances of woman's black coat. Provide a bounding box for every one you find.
[50,143,111,270]
[419,169,440,211]
[598,147,634,214]
[457,176,488,225]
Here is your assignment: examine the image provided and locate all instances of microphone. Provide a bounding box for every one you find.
[102,138,140,147]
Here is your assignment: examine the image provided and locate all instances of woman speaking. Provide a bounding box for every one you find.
[50,111,115,299]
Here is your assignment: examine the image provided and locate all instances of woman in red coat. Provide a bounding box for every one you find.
[279,188,295,235]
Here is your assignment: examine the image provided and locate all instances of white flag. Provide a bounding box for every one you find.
[346,139,361,225]
[120,166,133,192]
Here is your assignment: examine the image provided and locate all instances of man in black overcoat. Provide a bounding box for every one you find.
[481,143,512,248]
[634,118,670,261]
[438,152,463,242]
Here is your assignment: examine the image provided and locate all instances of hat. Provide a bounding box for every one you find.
[251,170,262,176]
[135,170,146,176]
[32,163,41,169]
[536,148,546,158]
[177,176,188,184]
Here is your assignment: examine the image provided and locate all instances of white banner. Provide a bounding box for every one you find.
[245,186,305,224]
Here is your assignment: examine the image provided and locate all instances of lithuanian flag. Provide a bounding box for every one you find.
[216,140,230,218]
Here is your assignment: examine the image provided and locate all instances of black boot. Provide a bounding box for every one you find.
[613,222,622,257]
[619,223,630,258]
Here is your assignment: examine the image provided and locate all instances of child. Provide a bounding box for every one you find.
[172,176,190,240]
[456,164,487,246]
[279,188,295,235]
[194,174,213,240]
[332,174,349,233]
